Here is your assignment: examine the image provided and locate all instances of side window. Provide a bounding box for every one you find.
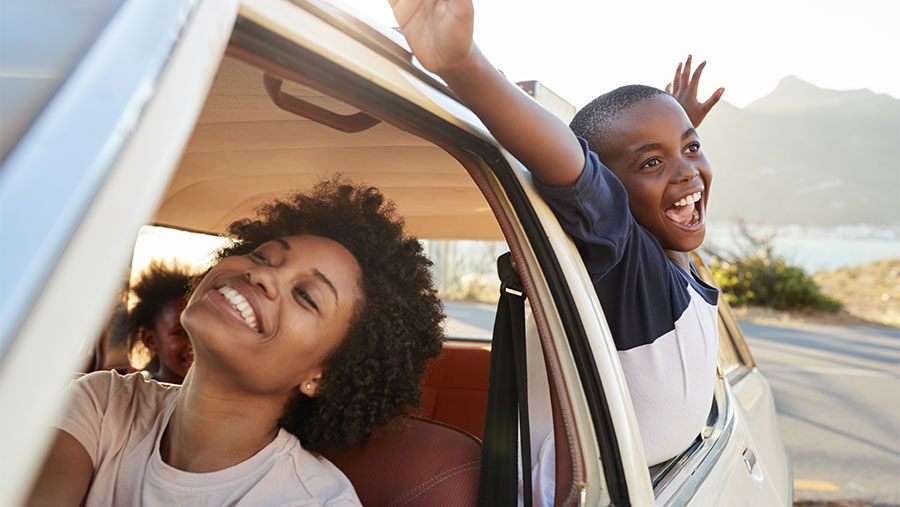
[422,239,503,342]
[717,313,745,381]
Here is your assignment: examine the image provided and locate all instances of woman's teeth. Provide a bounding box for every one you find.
[218,286,259,331]
[673,191,702,207]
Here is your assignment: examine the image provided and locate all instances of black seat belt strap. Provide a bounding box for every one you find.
[478,252,532,507]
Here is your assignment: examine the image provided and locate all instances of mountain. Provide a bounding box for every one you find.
[698,76,900,227]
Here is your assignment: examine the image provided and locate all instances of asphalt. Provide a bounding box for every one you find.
[443,301,900,505]
[740,322,900,506]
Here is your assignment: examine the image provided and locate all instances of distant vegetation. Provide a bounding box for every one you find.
[706,225,842,312]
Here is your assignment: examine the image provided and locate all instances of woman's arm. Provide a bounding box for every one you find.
[24,430,93,507]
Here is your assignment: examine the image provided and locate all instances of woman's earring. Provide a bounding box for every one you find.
[305,383,312,391]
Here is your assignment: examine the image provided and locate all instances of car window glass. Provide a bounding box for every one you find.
[424,239,504,341]
[717,313,744,380]
[0,0,125,160]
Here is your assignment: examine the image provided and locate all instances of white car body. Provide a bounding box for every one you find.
[0,0,791,505]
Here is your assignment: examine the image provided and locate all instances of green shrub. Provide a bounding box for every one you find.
[706,225,842,313]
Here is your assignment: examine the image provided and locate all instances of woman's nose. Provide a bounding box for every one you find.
[244,266,277,300]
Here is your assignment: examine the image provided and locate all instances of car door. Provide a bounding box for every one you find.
[0,0,237,504]
[651,256,791,505]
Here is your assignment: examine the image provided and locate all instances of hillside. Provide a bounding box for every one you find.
[731,259,900,329]
[698,77,899,227]
[813,259,900,327]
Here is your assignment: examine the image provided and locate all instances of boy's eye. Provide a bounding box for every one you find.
[641,157,662,170]
[685,142,701,153]
[294,286,319,312]
[250,251,271,265]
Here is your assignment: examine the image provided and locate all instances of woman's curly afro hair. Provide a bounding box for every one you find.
[214,178,445,453]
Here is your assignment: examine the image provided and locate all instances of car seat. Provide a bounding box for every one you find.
[324,416,481,506]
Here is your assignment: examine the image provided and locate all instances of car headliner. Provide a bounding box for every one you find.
[153,56,502,241]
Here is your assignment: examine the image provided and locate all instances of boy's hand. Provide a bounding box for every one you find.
[390,0,584,186]
[666,55,724,128]
[389,0,475,75]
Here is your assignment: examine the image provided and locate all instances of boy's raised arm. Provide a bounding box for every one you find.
[389,0,585,187]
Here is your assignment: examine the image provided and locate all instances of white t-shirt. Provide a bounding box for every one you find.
[56,371,361,506]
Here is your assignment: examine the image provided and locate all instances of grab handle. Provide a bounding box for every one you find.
[263,74,380,133]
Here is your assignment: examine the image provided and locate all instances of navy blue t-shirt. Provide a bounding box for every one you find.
[533,138,719,465]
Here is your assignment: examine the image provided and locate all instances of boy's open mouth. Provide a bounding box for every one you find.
[665,190,704,228]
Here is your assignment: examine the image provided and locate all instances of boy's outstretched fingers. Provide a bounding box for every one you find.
[666,55,724,128]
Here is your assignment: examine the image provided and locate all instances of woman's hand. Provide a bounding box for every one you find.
[388,0,475,75]
[666,55,724,128]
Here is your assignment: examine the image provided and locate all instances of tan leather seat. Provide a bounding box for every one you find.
[324,416,481,506]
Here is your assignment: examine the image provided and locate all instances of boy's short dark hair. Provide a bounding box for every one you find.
[214,177,445,453]
[569,84,668,159]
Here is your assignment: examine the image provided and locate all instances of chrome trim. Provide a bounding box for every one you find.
[0,0,200,357]
[653,378,735,505]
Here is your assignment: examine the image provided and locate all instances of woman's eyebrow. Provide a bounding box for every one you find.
[313,269,339,304]
[274,238,291,250]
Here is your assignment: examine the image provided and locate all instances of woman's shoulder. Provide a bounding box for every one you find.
[70,370,178,411]
[273,430,361,505]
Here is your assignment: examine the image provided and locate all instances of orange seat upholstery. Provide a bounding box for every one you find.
[324,417,481,506]
[419,344,491,439]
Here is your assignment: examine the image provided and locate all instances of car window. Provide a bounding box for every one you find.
[717,313,746,381]
[424,239,504,341]
[0,0,125,161]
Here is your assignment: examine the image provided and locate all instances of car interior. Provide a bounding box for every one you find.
[78,46,568,504]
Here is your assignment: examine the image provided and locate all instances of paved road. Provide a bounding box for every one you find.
[444,301,900,504]
[739,322,900,506]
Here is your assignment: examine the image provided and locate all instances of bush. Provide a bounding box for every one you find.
[706,225,842,313]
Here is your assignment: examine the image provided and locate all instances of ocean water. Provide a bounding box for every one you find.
[702,226,900,274]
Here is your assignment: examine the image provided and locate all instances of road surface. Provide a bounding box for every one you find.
[445,300,900,505]
[740,321,900,506]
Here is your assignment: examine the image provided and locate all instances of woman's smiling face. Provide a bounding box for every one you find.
[181,234,363,397]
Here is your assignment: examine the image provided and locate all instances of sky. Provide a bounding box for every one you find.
[124,0,900,274]
[354,0,900,108]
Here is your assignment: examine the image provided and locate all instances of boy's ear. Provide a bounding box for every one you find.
[141,329,157,351]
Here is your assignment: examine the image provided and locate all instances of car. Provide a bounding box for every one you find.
[0,0,792,505]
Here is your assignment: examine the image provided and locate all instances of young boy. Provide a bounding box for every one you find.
[390,0,724,470]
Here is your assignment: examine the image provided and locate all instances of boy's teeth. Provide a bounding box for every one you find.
[218,286,259,331]
[674,191,702,207]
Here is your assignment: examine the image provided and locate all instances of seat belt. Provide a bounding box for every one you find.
[478,252,533,507]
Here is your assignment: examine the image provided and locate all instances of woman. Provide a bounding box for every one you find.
[27,180,445,506]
